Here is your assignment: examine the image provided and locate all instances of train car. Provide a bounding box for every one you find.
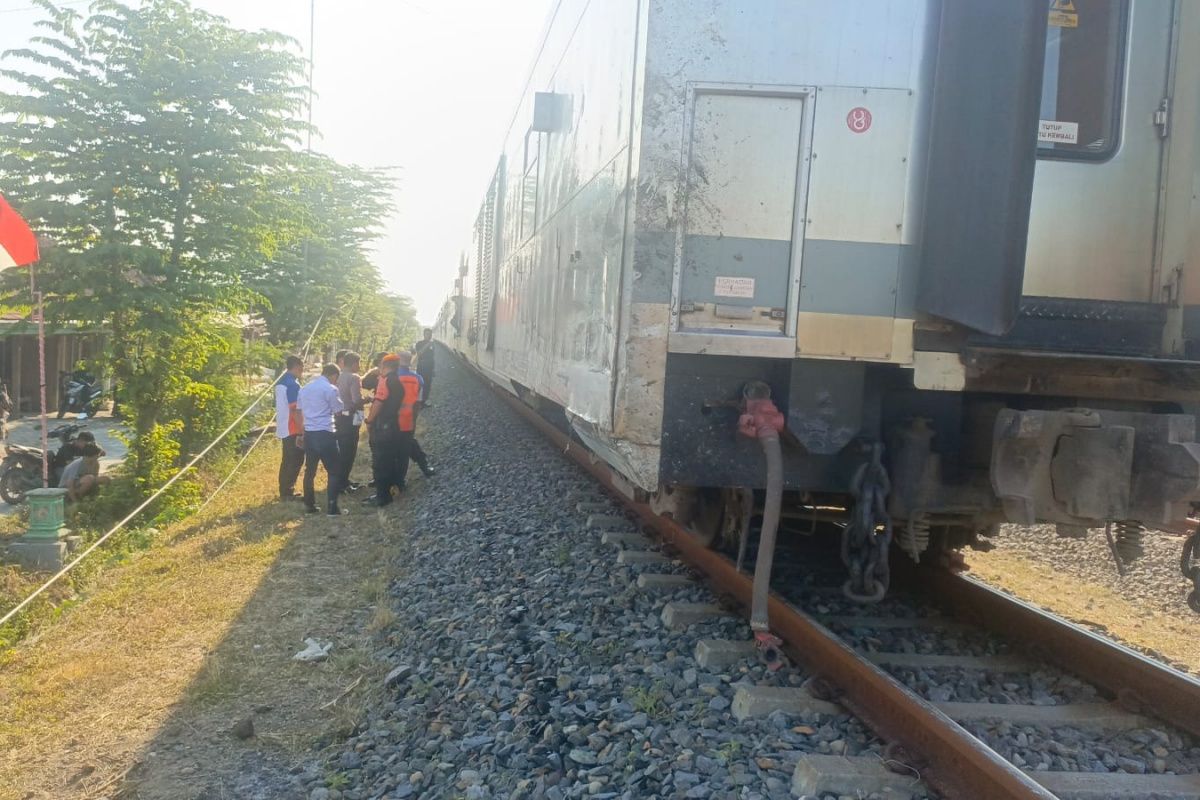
[440,0,1200,616]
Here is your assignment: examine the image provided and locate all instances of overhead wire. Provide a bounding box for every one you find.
[0,312,326,628]
[0,0,88,14]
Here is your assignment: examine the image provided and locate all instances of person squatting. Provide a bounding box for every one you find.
[276,348,435,516]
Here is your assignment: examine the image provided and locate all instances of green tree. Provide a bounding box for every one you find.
[249,152,395,351]
[0,0,309,492]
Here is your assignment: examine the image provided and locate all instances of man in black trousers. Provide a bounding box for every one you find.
[414,328,436,407]
[335,351,366,492]
[297,363,345,516]
[274,355,305,500]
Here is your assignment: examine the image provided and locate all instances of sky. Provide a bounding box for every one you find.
[0,0,555,323]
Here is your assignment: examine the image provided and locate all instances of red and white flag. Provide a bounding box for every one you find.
[0,193,39,270]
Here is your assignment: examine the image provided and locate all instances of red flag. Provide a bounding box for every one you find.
[0,193,40,269]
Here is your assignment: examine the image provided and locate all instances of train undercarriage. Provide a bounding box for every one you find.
[645,347,1200,615]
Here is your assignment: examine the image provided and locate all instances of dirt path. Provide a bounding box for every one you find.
[0,436,427,800]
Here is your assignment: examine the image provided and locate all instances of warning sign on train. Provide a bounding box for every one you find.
[714,276,755,299]
[846,107,873,134]
[1049,0,1078,28]
[1038,119,1079,145]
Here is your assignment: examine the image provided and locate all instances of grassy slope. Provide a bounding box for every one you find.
[0,438,410,800]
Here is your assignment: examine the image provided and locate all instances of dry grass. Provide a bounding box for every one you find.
[0,437,408,800]
[967,549,1200,674]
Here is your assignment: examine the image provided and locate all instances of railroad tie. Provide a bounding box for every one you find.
[694,638,757,670]
[863,652,1033,672]
[601,530,652,548]
[934,701,1155,730]
[616,550,669,566]
[816,615,976,635]
[730,685,841,722]
[660,601,734,630]
[635,573,692,591]
[1031,770,1200,800]
[586,513,638,532]
[792,755,924,799]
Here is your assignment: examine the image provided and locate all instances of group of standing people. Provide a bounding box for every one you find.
[275,328,438,515]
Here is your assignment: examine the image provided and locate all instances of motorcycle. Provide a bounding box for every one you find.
[58,370,103,419]
[0,422,86,505]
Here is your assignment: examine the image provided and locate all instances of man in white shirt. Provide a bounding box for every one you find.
[274,355,305,500]
[297,363,345,516]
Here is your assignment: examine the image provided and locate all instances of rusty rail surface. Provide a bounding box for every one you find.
[472,367,1056,800]
[918,566,1200,740]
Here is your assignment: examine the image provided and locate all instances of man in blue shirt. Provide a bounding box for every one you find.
[298,363,345,516]
[274,355,305,500]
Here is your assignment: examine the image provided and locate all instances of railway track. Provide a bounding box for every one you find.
[479,363,1200,800]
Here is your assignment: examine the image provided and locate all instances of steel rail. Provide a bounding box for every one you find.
[916,566,1200,740]
[474,368,1056,800]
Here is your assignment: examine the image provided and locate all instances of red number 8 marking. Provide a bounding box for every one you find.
[846,106,873,134]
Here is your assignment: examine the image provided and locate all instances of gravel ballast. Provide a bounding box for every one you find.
[986,523,1194,619]
[316,356,898,800]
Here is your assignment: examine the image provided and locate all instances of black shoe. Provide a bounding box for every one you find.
[326,505,343,517]
[281,492,301,502]
[420,466,436,478]
[304,504,320,514]
[346,482,363,493]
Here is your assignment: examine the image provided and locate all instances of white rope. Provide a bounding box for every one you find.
[0,314,325,628]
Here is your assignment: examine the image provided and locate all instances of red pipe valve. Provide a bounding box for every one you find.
[738,382,785,439]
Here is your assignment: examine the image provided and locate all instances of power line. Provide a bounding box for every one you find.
[0,0,88,15]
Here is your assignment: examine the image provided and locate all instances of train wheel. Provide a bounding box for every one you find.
[652,486,754,551]
[689,487,755,551]
[687,488,726,548]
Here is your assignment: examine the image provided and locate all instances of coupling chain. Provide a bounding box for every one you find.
[842,442,893,604]
[1181,521,1200,614]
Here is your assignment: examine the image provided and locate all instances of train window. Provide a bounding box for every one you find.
[521,128,540,239]
[1038,0,1128,159]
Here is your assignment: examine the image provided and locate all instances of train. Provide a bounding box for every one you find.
[436,0,1200,618]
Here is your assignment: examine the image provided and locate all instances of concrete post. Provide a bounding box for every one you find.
[8,488,73,570]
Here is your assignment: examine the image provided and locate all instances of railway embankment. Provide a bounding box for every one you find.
[967,528,1200,676]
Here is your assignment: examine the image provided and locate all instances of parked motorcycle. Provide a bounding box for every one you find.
[0,422,86,505]
[58,369,103,419]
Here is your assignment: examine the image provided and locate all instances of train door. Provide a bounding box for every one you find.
[1024,0,1173,302]
[673,87,813,342]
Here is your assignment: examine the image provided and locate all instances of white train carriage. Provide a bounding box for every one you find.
[440,0,1200,608]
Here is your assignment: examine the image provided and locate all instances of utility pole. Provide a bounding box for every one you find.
[307,0,315,153]
[303,0,315,281]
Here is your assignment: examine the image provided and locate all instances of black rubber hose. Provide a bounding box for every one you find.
[750,429,783,632]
